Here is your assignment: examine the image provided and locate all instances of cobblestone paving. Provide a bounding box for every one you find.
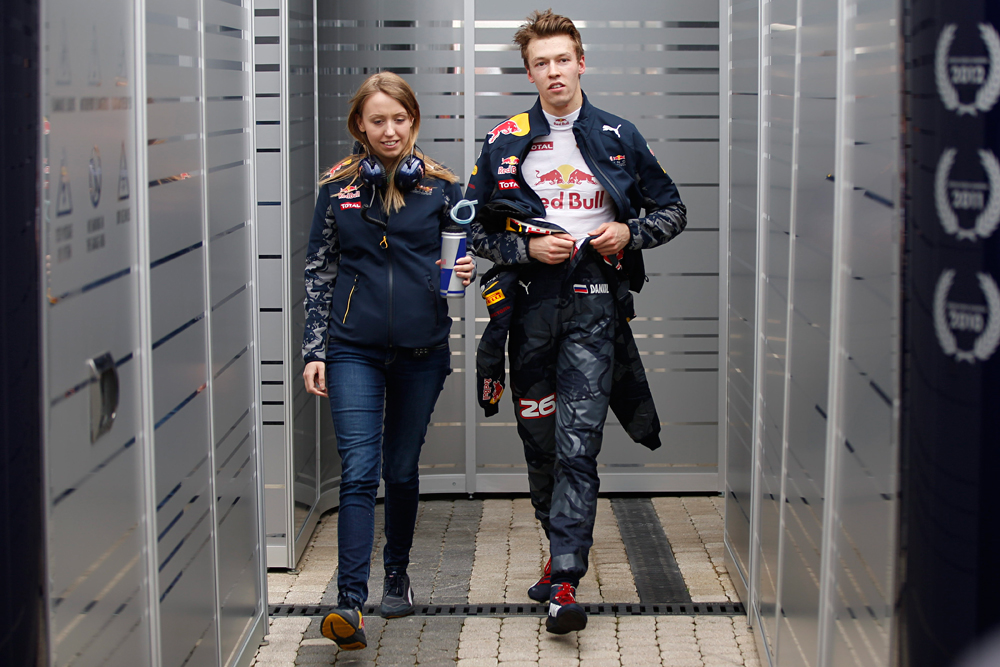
[254,496,760,666]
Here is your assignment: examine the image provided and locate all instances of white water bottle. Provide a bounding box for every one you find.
[439,224,468,298]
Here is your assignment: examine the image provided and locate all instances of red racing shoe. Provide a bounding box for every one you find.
[546,582,587,634]
[527,557,552,602]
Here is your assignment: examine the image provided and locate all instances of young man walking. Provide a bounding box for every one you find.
[465,10,687,634]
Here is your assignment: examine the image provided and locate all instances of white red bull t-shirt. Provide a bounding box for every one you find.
[521,108,615,241]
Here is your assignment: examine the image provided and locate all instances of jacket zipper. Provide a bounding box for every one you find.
[385,211,393,348]
[342,275,359,324]
[574,127,625,219]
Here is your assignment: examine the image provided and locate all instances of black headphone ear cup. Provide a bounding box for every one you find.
[359,154,386,189]
[395,154,425,191]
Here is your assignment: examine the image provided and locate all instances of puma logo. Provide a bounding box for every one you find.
[518,280,531,294]
[602,124,622,138]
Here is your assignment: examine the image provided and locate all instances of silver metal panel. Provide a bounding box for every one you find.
[41,0,153,660]
[203,0,265,660]
[725,0,760,594]
[823,0,899,664]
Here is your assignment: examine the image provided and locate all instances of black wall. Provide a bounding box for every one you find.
[0,0,45,665]
[901,2,1000,665]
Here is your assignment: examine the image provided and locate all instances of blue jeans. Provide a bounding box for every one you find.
[326,343,450,609]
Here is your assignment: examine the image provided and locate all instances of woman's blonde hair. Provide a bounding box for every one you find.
[320,71,456,213]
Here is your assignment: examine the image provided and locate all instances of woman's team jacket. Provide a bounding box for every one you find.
[302,173,463,363]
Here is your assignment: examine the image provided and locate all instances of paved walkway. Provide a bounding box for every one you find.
[252,496,761,666]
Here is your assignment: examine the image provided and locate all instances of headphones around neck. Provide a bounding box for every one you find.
[358,145,425,191]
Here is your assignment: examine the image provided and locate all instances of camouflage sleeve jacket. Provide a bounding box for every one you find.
[463,93,687,276]
[302,176,464,363]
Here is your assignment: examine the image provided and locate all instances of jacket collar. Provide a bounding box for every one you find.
[527,91,595,138]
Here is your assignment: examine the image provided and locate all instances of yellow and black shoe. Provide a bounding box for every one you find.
[321,607,366,650]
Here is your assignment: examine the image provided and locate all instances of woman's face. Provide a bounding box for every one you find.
[356,91,413,164]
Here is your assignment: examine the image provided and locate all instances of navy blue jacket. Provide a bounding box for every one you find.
[302,175,463,363]
[465,93,686,280]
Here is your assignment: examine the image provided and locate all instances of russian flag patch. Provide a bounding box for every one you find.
[573,284,588,294]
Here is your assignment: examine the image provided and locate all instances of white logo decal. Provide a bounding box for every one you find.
[935,23,1000,116]
[519,393,556,419]
[602,124,622,138]
[935,147,1000,241]
[934,269,1000,363]
[518,280,531,294]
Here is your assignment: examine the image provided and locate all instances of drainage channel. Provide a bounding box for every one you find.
[270,602,746,618]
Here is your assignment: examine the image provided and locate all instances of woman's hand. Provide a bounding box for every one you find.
[303,361,328,397]
[436,254,477,286]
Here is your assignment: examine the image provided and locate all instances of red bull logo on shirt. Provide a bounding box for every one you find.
[541,190,607,211]
[487,113,530,144]
[534,164,601,189]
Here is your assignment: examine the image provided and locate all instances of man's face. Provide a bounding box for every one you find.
[525,34,585,116]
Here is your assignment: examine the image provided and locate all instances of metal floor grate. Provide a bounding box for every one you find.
[269,602,745,618]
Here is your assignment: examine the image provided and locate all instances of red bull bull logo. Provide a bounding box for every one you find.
[533,164,601,189]
[487,113,530,144]
[500,156,519,166]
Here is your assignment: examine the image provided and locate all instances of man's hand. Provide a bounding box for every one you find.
[303,361,328,397]
[588,222,632,257]
[528,233,575,264]
[436,255,476,286]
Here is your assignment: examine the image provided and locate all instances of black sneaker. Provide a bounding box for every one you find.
[545,582,587,635]
[321,607,366,650]
[527,557,552,602]
[380,570,415,618]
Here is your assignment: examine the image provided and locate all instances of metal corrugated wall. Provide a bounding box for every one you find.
[722,1,902,666]
[40,0,266,663]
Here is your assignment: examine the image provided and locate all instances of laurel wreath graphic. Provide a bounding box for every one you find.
[934,269,958,357]
[935,148,1000,240]
[935,148,960,237]
[933,269,1000,363]
[976,149,1000,239]
[936,23,1000,116]
[973,272,1000,361]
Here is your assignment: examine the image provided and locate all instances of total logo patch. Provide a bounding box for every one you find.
[573,283,609,294]
[498,179,520,190]
[531,141,554,152]
[340,201,362,210]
